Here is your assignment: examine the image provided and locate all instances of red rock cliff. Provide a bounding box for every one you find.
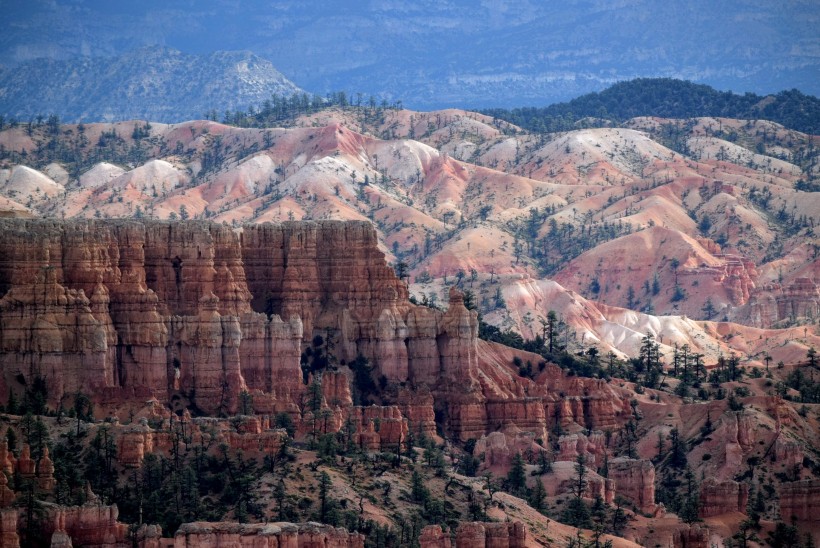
[778,479,820,522]
[174,521,365,547]
[420,521,530,548]
[0,218,634,444]
[0,219,481,436]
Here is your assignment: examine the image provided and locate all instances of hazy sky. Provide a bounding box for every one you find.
[2,0,818,107]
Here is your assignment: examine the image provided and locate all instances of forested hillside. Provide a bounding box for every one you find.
[482,79,820,134]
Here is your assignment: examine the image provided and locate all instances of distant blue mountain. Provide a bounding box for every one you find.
[2,1,817,111]
[0,47,304,123]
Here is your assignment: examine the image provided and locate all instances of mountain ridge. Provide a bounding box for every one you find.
[0,46,305,123]
[3,1,818,109]
[482,78,820,135]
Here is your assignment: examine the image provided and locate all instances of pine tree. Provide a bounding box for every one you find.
[623,420,638,459]
[6,389,18,415]
[507,453,527,496]
[5,427,17,454]
[668,427,688,468]
[545,310,558,353]
[29,416,49,461]
[626,285,637,309]
[528,478,546,511]
[274,478,287,520]
[73,392,93,436]
[565,452,592,527]
[701,297,716,319]
[730,518,760,547]
[679,468,700,524]
[537,450,552,474]
[564,497,591,529]
[767,522,799,548]
[590,496,609,546]
[318,471,332,522]
[611,498,628,535]
[640,333,663,388]
[411,469,429,504]
[572,453,588,499]
[238,390,253,416]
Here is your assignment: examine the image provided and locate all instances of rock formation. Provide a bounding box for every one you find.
[541,373,631,433]
[778,479,820,522]
[0,217,644,448]
[711,253,758,306]
[473,429,548,468]
[555,431,608,467]
[0,219,485,436]
[698,477,748,517]
[4,501,163,548]
[744,277,820,327]
[173,521,365,547]
[419,525,452,548]
[115,412,289,468]
[607,457,656,514]
[0,472,14,508]
[46,504,131,547]
[419,521,530,548]
[37,446,56,491]
[672,524,710,548]
[774,438,804,469]
[454,521,529,548]
[0,219,645,451]
[0,509,18,548]
[544,461,614,504]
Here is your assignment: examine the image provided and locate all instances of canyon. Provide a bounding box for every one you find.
[0,109,817,371]
[0,99,817,546]
[0,217,817,546]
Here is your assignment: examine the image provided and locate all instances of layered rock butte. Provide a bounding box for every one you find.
[0,219,457,419]
[0,218,582,440]
[0,217,648,447]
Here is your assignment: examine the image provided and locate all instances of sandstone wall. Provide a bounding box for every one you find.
[672,524,710,548]
[0,218,635,444]
[0,509,18,548]
[420,521,529,548]
[608,457,656,514]
[173,521,365,547]
[0,219,484,437]
[742,277,820,327]
[778,479,820,522]
[698,477,748,518]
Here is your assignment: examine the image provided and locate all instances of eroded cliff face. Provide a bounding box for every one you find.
[778,479,820,523]
[0,220,487,433]
[698,477,748,518]
[420,521,530,548]
[0,219,642,446]
[740,277,820,328]
[608,457,656,515]
[174,521,365,547]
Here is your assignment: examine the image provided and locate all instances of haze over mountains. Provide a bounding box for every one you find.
[3,0,819,110]
[0,47,305,123]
